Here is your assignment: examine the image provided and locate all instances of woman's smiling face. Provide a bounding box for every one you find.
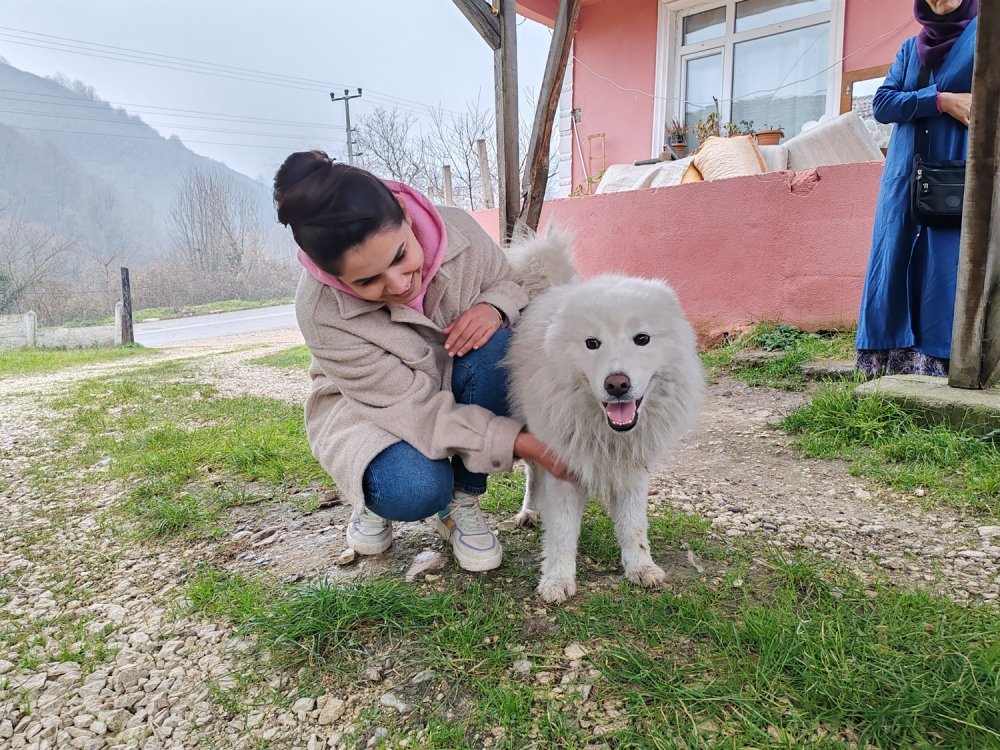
[336,207,425,304]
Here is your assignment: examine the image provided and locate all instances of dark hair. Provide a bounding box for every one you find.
[273,150,404,275]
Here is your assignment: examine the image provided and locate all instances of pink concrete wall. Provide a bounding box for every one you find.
[472,162,883,346]
[570,0,659,194]
[844,0,919,73]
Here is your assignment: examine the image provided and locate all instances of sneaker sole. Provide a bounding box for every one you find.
[430,516,503,572]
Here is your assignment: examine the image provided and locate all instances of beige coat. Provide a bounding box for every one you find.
[295,206,529,514]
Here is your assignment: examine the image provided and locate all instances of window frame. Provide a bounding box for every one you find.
[652,0,846,156]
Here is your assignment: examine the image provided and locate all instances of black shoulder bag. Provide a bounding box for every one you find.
[909,65,965,228]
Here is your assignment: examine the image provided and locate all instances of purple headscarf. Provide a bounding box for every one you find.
[914,0,978,69]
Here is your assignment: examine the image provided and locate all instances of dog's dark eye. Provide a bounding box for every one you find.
[634,333,650,346]
[585,338,601,350]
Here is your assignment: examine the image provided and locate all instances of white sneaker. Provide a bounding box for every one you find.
[431,494,502,572]
[347,508,392,555]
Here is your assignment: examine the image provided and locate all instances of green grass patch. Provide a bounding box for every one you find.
[51,370,329,537]
[0,344,151,379]
[783,383,1000,516]
[480,471,527,515]
[250,345,312,370]
[702,323,858,389]
[185,550,1000,749]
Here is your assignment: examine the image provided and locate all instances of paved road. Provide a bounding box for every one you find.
[134,304,297,347]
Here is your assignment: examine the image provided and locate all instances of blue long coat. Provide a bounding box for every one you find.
[855,19,977,359]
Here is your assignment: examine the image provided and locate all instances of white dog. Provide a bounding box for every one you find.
[505,230,705,603]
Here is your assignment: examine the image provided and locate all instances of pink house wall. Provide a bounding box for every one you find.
[518,0,915,191]
[471,162,882,345]
[844,0,919,72]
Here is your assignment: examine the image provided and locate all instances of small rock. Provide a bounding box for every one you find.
[411,669,436,684]
[853,488,872,501]
[20,671,48,691]
[977,526,1000,539]
[563,643,587,660]
[535,671,555,685]
[317,697,345,725]
[725,505,744,513]
[957,550,988,559]
[404,550,447,582]
[512,660,532,674]
[293,697,316,716]
[335,548,356,566]
[379,691,413,713]
[0,660,14,675]
[860,524,885,535]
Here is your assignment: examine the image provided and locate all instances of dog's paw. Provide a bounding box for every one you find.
[625,563,668,589]
[537,575,576,604]
[512,508,540,528]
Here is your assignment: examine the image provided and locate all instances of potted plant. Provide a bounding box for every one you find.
[665,119,688,148]
[723,119,755,138]
[755,124,784,146]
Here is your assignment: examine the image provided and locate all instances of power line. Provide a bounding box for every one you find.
[0,105,347,141]
[4,122,319,151]
[0,26,467,119]
[0,88,345,129]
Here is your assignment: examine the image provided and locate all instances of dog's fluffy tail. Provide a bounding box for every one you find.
[505,223,576,299]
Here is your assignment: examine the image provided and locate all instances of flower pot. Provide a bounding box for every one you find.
[670,140,687,156]
[755,129,783,146]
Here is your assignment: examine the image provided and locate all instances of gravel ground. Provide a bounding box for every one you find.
[1,329,997,750]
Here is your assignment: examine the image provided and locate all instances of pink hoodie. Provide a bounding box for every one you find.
[296,180,447,314]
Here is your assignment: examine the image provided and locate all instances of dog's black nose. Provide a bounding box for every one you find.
[604,373,631,398]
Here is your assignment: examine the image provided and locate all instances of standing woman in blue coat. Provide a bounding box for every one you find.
[855,0,978,376]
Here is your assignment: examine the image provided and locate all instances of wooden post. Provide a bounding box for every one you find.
[495,0,519,241]
[477,138,495,209]
[442,165,454,207]
[949,6,1000,390]
[120,266,134,345]
[517,0,581,232]
[450,0,501,49]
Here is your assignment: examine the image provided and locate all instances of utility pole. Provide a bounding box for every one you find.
[330,88,363,165]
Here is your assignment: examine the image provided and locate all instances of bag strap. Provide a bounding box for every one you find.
[913,65,932,159]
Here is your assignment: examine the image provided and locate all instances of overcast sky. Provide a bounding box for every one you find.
[0,1,552,180]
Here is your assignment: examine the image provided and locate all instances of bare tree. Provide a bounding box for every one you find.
[0,205,76,315]
[355,107,427,187]
[168,167,268,274]
[352,94,558,213]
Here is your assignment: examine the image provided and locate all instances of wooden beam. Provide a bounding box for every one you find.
[494,0,519,241]
[451,0,501,50]
[517,0,581,232]
[949,6,1000,390]
[477,138,495,209]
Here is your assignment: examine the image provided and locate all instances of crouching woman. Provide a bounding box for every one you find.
[273,152,569,572]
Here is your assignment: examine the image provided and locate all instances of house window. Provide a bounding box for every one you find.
[676,0,833,144]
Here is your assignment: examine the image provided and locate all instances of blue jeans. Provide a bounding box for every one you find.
[363,327,512,522]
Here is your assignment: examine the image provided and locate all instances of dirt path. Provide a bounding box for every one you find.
[1,330,997,750]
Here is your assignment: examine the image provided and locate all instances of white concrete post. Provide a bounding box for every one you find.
[25,311,36,347]
[114,302,124,346]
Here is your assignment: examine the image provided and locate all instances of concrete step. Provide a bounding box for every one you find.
[855,375,1000,437]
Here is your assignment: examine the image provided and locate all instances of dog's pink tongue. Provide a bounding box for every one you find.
[606,400,637,424]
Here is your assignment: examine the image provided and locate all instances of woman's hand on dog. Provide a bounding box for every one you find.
[514,431,576,483]
[444,303,503,357]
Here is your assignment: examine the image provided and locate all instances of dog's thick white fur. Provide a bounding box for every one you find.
[505,229,705,603]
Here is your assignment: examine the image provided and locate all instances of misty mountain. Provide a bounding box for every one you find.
[0,60,275,262]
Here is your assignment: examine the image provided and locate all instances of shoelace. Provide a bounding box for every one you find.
[449,499,489,534]
[357,510,388,532]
